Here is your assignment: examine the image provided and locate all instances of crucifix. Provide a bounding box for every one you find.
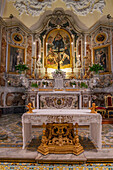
[55,43,64,70]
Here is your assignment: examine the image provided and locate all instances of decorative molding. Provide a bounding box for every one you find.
[31,9,88,33]
[9,0,56,16]
[11,32,24,44]
[95,32,108,44]
[9,0,105,17]
[0,0,6,17]
[62,0,105,16]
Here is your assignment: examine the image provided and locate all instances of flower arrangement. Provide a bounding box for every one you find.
[15,63,29,74]
[70,81,76,86]
[55,69,62,74]
[89,63,104,74]
[42,81,48,86]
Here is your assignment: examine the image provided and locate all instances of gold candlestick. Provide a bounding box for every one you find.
[38,65,41,79]
[73,123,84,155]
[32,56,36,79]
[43,67,49,79]
[83,67,88,79]
[78,70,81,79]
[70,58,76,79]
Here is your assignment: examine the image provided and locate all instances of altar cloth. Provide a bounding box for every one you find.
[22,109,102,150]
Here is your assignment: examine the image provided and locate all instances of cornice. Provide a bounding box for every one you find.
[0,17,6,26]
[2,17,32,34]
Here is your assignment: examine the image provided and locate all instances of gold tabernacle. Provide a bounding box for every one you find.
[37,123,84,155]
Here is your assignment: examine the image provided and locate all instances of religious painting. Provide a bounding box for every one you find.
[7,45,25,73]
[95,32,107,44]
[93,45,111,73]
[44,29,72,69]
[12,33,23,44]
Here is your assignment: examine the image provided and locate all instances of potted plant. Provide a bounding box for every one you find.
[80,82,88,88]
[70,81,76,88]
[89,63,104,74]
[31,82,38,88]
[42,81,48,88]
[15,63,29,74]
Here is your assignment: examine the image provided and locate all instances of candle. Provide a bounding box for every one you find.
[33,100,35,108]
[89,100,91,108]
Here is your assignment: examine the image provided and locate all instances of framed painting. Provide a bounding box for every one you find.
[93,45,111,73]
[12,33,23,44]
[44,29,72,69]
[95,32,107,44]
[7,45,25,73]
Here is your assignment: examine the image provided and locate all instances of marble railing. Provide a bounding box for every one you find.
[29,79,90,90]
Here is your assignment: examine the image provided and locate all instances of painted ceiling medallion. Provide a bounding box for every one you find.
[62,0,106,16]
[9,0,56,16]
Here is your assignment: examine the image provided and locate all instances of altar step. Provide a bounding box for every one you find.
[35,149,113,163]
[36,152,86,164]
[1,148,113,164]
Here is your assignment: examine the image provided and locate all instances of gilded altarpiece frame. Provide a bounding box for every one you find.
[44,29,72,69]
[93,45,111,73]
[7,44,25,73]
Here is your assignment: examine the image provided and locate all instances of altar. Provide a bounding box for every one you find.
[37,91,81,109]
[22,109,102,150]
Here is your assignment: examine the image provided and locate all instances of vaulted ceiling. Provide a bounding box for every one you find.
[1,0,113,29]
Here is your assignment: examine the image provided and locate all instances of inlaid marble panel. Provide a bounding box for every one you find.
[39,94,79,109]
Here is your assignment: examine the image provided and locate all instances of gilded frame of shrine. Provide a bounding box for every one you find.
[44,28,73,69]
[93,44,111,74]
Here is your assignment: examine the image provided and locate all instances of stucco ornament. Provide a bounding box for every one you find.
[9,0,105,16]
[62,0,105,16]
[9,0,56,16]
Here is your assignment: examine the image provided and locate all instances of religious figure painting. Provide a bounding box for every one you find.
[44,29,72,69]
[8,45,25,73]
[95,32,107,44]
[93,45,111,73]
[12,33,23,44]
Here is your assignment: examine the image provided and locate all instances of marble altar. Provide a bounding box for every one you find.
[22,109,102,150]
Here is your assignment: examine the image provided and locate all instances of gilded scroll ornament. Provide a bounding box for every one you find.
[37,122,84,155]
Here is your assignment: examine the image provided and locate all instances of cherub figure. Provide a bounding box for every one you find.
[26,103,33,113]
[89,103,98,114]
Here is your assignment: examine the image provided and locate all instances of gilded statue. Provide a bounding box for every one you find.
[89,103,98,114]
[26,103,33,113]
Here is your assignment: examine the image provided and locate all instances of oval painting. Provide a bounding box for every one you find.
[95,32,107,44]
[12,33,23,44]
